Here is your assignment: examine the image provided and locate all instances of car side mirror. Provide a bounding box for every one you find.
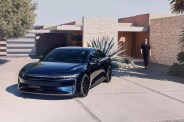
[89,56,98,63]
[37,55,43,60]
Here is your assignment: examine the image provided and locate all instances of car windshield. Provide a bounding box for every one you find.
[42,48,89,63]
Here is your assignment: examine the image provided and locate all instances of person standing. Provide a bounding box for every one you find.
[140,39,151,69]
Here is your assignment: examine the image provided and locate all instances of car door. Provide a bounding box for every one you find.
[96,50,108,78]
[88,50,100,85]
[90,50,107,85]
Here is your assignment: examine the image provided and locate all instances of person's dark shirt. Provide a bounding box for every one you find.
[141,43,151,54]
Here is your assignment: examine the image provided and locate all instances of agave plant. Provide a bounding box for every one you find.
[87,36,126,59]
[169,0,184,14]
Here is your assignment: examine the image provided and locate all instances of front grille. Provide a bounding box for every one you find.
[24,75,64,81]
[18,82,75,95]
[20,76,76,87]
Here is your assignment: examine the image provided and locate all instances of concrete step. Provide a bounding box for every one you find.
[0,52,7,56]
[7,48,35,52]
[7,44,35,47]
[0,41,6,44]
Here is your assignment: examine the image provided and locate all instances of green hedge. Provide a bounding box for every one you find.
[169,51,184,77]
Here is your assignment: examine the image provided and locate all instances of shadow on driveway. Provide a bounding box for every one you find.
[113,62,184,83]
[6,84,74,100]
[0,58,9,66]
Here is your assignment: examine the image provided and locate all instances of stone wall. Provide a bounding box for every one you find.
[82,17,118,47]
[150,15,184,65]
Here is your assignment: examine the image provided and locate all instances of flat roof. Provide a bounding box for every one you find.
[30,25,148,33]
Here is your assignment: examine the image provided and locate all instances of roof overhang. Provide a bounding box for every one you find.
[29,24,148,34]
[29,30,52,33]
[57,25,82,31]
[29,25,83,34]
[118,26,148,32]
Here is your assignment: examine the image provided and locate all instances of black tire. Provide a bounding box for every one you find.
[104,65,112,83]
[79,74,90,97]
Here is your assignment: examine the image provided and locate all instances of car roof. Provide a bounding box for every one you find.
[55,46,96,51]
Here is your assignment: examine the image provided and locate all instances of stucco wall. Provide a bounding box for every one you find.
[83,17,118,47]
[150,15,184,65]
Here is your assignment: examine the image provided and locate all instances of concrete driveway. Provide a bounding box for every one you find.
[0,57,184,122]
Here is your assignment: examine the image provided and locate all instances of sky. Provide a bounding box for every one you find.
[34,0,171,25]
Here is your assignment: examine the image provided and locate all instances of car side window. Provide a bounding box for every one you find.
[91,51,98,59]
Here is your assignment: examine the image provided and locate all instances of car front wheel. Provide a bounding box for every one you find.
[79,74,90,97]
[104,65,112,83]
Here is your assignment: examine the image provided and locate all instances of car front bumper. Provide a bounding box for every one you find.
[18,77,78,96]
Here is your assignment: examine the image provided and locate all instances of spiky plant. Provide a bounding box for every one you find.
[87,36,126,59]
[169,0,184,14]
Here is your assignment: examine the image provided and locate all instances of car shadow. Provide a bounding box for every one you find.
[0,58,9,66]
[113,62,184,84]
[6,84,74,100]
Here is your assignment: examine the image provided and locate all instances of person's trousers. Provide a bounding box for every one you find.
[143,54,149,67]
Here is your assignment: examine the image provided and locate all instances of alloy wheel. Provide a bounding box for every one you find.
[79,74,90,97]
[105,66,112,83]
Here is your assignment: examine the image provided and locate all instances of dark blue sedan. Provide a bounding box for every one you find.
[18,47,112,97]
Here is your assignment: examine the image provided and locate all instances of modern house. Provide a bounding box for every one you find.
[0,13,184,65]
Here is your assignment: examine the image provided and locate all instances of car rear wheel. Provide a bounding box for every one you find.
[104,65,112,83]
[79,74,90,97]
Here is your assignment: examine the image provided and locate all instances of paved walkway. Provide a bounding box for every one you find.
[0,57,184,122]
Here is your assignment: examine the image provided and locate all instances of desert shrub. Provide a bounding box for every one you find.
[177,51,184,64]
[113,56,132,64]
[88,36,136,69]
[169,63,184,75]
[112,61,120,68]
[87,36,126,59]
[169,52,184,76]
[112,57,135,69]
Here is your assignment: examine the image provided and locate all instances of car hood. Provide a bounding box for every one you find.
[21,61,86,76]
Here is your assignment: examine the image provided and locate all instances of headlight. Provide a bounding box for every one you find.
[60,74,79,79]
[70,65,84,71]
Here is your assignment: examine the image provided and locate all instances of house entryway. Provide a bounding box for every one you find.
[118,31,149,58]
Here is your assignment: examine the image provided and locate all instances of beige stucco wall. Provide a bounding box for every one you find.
[82,17,118,47]
[150,15,184,65]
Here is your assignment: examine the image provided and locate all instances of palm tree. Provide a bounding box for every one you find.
[169,0,184,14]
